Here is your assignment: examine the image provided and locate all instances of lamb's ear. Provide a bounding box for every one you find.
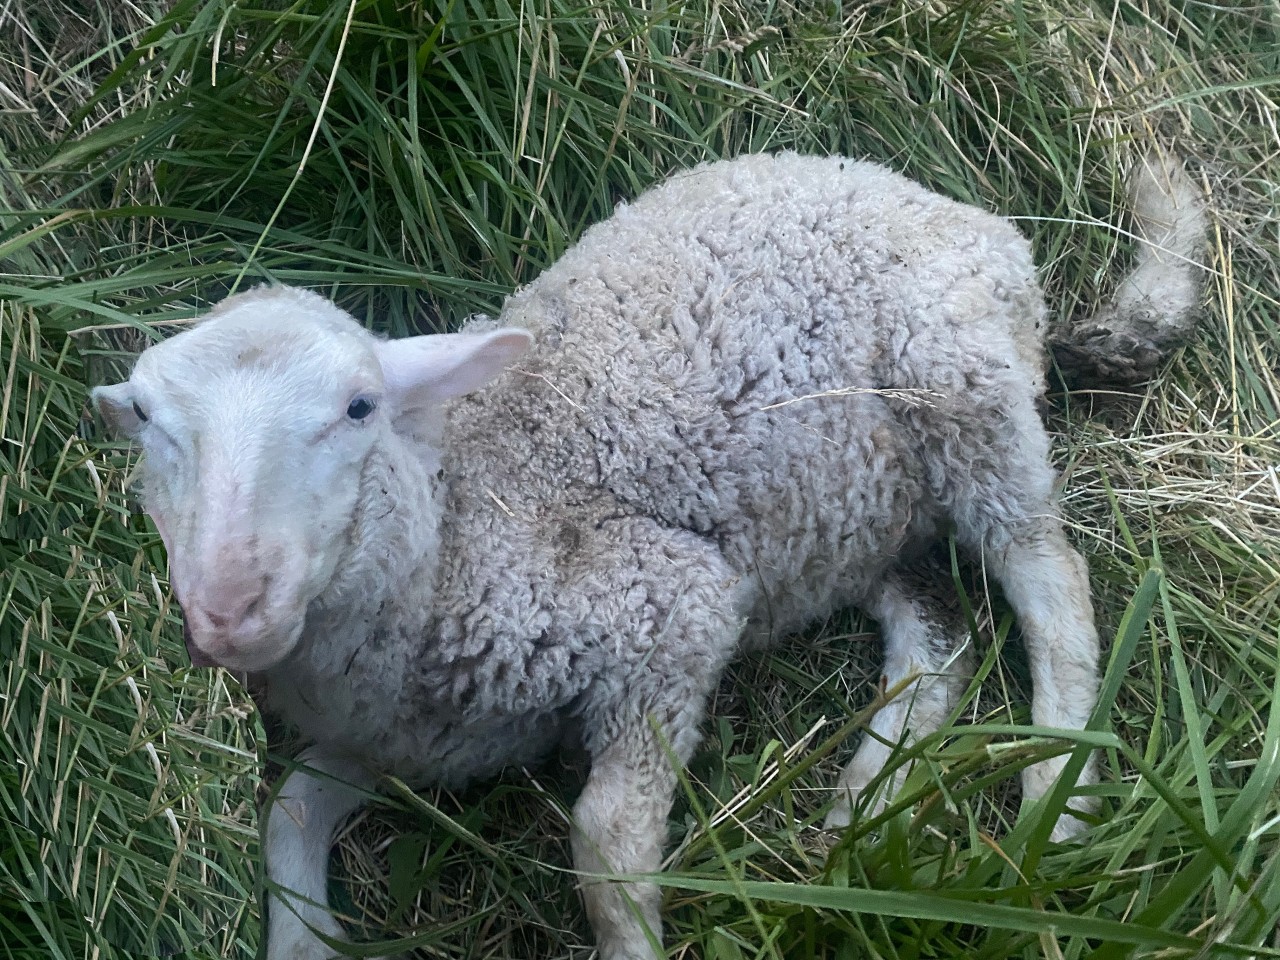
[91,382,146,439]
[375,328,534,412]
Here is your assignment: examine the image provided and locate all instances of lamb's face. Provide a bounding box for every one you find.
[93,287,532,673]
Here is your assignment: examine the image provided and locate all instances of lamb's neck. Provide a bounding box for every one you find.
[307,434,445,656]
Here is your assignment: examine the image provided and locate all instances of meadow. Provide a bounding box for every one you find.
[1,1,1277,957]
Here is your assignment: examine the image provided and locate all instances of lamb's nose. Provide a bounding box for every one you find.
[199,590,265,630]
[192,564,271,629]
[182,570,273,667]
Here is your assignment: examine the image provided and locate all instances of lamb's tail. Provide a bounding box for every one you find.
[1050,149,1209,385]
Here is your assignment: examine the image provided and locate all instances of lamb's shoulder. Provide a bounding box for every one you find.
[257,523,593,782]
[417,467,744,716]
[412,492,601,720]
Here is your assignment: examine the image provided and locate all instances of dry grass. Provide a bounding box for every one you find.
[2,1,1277,958]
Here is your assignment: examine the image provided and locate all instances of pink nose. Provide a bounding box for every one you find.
[195,588,265,630]
[183,570,272,662]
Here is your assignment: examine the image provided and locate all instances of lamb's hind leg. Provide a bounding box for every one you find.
[981,518,1099,839]
[944,402,1100,840]
[826,566,973,830]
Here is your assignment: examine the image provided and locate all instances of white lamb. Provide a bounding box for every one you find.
[93,150,1205,960]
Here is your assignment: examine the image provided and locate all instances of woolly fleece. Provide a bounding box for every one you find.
[98,151,1154,960]
[259,152,1064,781]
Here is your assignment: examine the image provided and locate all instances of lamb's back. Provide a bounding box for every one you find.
[452,152,1048,630]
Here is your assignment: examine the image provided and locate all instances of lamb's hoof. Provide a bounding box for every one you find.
[267,915,352,960]
[267,941,343,960]
[823,800,852,832]
[824,784,891,832]
[1047,807,1090,843]
[1022,761,1097,843]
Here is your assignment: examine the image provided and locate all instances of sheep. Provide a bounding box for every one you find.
[92,149,1206,960]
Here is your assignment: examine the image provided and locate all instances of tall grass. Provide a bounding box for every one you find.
[2,1,1277,958]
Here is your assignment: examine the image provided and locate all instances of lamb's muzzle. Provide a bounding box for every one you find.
[179,554,299,670]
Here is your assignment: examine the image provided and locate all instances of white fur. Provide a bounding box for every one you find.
[94,151,1205,959]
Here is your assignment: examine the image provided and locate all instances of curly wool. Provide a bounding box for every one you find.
[259,152,1055,782]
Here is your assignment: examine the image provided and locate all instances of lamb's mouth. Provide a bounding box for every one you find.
[177,601,219,668]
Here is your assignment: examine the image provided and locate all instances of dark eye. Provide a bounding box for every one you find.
[132,400,149,422]
[346,396,376,421]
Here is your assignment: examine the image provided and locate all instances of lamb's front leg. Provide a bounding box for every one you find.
[571,694,706,960]
[568,528,742,959]
[265,747,374,960]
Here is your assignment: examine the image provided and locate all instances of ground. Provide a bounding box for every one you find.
[1,2,1277,958]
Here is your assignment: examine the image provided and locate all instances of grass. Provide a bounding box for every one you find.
[1,0,1278,957]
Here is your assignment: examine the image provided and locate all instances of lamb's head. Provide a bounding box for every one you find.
[92,286,532,672]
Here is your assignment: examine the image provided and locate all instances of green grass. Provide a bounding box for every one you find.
[2,0,1278,957]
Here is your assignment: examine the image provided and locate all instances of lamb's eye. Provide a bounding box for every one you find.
[346,396,376,421]
[132,400,149,423]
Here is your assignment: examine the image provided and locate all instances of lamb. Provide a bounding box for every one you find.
[92,150,1206,960]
